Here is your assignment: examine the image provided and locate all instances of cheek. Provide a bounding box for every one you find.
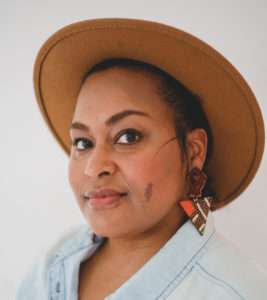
[123,143,183,199]
[154,148,183,195]
[68,159,84,196]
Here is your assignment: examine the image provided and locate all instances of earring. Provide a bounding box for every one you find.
[180,167,213,236]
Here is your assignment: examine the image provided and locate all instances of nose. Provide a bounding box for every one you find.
[84,145,117,179]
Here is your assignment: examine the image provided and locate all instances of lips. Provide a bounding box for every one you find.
[84,189,127,208]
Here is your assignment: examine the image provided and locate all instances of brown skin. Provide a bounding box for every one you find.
[68,68,207,299]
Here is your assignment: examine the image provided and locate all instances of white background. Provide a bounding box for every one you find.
[1,0,267,299]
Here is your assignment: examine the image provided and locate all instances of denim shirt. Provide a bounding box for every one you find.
[17,215,267,300]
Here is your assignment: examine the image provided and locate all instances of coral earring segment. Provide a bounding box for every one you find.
[180,197,212,235]
[180,200,195,217]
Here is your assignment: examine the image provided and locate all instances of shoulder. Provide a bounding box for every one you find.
[16,225,90,300]
[195,231,267,299]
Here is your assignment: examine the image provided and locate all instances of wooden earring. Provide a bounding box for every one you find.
[180,167,213,236]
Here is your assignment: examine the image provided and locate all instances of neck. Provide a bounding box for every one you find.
[102,209,187,265]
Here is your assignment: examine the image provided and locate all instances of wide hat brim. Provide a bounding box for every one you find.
[33,18,264,210]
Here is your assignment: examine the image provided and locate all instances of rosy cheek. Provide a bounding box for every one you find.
[122,153,154,181]
[119,152,163,205]
[68,160,83,196]
[128,146,178,181]
[129,143,182,199]
[155,140,181,172]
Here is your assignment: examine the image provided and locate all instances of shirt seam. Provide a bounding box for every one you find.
[195,262,245,299]
[156,228,216,300]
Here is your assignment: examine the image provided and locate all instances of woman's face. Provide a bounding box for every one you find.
[68,68,187,238]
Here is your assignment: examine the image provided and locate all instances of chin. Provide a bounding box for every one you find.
[90,223,131,239]
[84,212,130,238]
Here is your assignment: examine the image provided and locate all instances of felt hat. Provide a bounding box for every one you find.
[33,18,265,210]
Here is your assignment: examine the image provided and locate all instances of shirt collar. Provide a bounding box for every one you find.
[52,227,105,266]
[51,215,215,300]
[109,214,216,300]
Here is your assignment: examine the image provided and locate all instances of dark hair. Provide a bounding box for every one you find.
[82,58,215,199]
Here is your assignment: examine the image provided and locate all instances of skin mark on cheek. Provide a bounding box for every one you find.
[144,183,153,203]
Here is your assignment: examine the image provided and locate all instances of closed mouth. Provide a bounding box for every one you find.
[83,189,128,208]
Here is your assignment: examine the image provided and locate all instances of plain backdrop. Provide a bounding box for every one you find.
[1,0,267,299]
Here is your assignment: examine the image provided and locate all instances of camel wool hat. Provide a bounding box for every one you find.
[33,18,264,210]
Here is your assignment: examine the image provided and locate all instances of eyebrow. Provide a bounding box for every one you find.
[70,110,150,131]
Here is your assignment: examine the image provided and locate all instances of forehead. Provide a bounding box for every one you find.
[73,67,172,121]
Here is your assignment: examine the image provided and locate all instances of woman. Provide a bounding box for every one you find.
[18,19,266,299]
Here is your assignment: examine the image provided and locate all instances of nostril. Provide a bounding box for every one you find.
[99,171,110,176]
[84,157,116,178]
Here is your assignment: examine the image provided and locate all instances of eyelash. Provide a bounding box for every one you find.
[71,129,143,151]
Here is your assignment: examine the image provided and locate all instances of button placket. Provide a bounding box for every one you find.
[48,263,66,300]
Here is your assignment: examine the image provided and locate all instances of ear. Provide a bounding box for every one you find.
[186,129,208,170]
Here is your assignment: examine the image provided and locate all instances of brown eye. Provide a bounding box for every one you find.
[116,129,142,145]
[72,138,93,150]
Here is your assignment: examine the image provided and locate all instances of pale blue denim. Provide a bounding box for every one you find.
[17,215,267,300]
